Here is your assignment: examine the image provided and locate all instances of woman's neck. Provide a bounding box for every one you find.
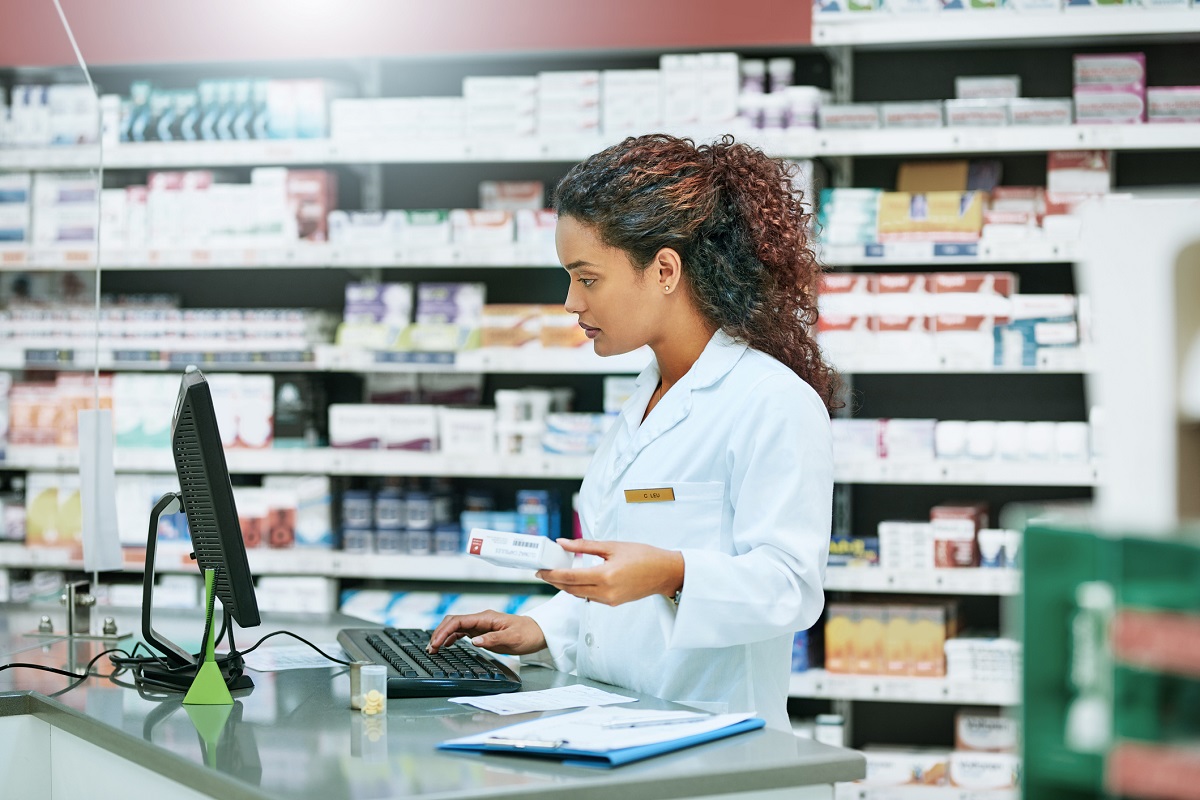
[649,312,719,393]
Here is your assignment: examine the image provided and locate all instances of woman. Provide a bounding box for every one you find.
[428,133,837,731]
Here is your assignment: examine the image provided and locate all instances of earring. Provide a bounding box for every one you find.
[664,286,670,292]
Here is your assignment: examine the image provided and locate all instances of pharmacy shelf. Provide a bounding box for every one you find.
[0,346,651,375]
[0,243,560,271]
[811,123,1200,158]
[824,567,1021,596]
[812,11,1200,48]
[835,459,1099,487]
[315,345,650,374]
[829,350,1093,374]
[4,122,1199,171]
[0,345,1087,376]
[834,786,1018,800]
[789,670,1019,706]
[0,446,596,479]
[0,447,1099,486]
[818,239,1076,266]
[0,543,542,584]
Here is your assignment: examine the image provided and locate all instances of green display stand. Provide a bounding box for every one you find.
[1023,524,1200,799]
[183,569,234,706]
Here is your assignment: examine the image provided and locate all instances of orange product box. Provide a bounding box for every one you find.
[884,604,915,676]
[481,304,543,348]
[855,604,887,675]
[54,372,114,447]
[824,603,858,674]
[8,382,60,447]
[911,603,958,677]
[539,305,589,348]
[877,191,986,243]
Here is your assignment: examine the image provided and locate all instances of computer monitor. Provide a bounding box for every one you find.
[139,365,260,691]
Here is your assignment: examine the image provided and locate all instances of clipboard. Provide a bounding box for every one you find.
[437,707,765,768]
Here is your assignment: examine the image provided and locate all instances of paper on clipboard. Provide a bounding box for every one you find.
[442,706,758,752]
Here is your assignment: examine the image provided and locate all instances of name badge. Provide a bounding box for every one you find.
[624,488,675,503]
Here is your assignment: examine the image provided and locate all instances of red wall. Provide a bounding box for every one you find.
[4,0,810,68]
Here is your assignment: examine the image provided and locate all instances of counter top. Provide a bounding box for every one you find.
[0,604,864,800]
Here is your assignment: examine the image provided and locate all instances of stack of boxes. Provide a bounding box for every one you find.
[0,173,30,243]
[1073,53,1147,125]
[832,416,1096,467]
[824,600,962,677]
[463,77,537,139]
[537,72,600,137]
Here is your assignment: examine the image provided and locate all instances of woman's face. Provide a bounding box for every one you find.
[556,215,665,357]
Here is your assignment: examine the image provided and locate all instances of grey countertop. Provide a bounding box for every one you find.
[0,604,863,800]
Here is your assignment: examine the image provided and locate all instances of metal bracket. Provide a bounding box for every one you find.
[24,579,131,641]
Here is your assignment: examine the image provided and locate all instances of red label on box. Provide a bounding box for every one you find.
[469,538,483,555]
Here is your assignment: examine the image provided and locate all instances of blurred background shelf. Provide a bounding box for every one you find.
[789,670,1020,706]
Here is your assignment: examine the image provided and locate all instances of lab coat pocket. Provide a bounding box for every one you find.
[616,481,724,549]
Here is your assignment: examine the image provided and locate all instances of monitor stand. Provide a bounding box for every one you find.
[141,492,253,693]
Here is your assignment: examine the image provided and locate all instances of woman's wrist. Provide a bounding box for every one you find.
[663,550,685,600]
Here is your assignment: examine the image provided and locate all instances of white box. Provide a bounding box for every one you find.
[699,52,740,123]
[1148,86,1200,123]
[450,209,515,247]
[328,404,385,449]
[832,418,881,462]
[660,53,702,128]
[945,98,1010,127]
[818,104,881,130]
[955,710,1020,752]
[1009,98,1073,126]
[880,418,937,461]
[438,408,497,455]
[381,404,438,451]
[466,528,573,570]
[955,76,1021,100]
[881,102,944,128]
[949,752,1020,790]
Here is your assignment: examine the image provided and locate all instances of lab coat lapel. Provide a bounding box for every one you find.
[608,331,748,479]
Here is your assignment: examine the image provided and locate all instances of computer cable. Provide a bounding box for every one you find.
[233,629,355,666]
[1,646,134,697]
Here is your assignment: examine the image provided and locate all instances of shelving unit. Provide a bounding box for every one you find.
[812,10,1200,47]
[789,670,1019,706]
[2,121,1198,171]
[834,787,1018,800]
[0,446,1099,485]
[823,567,1020,596]
[0,542,540,583]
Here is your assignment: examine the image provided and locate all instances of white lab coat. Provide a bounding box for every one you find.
[524,330,832,731]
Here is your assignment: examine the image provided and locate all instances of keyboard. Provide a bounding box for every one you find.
[337,627,521,698]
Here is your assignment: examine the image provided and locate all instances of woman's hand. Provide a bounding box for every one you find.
[426,610,547,655]
[536,539,684,606]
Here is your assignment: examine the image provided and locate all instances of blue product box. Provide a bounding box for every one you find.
[517,489,560,539]
[792,630,812,673]
[827,535,881,567]
[488,511,520,533]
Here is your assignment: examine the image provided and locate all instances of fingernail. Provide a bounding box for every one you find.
[471,637,483,646]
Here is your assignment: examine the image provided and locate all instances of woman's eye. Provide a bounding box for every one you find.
[578,278,595,287]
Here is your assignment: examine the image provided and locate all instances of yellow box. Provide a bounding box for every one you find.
[877,191,986,243]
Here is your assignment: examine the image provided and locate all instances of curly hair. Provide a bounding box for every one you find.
[553,133,840,413]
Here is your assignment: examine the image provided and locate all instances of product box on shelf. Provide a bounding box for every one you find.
[1074,86,1147,124]
[539,305,589,347]
[832,418,882,463]
[817,104,881,130]
[877,192,986,243]
[827,535,881,567]
[880,102,945,129]
[931,501,988,568]
[879,418,937,461]
[344,282,413,325]
[601,69,662,133]
[537,70,601,135]
[449,210,514,247]
[23,473,82,552]
[944,99,1010,127]
[418,373,483,406]
[480,304,542,348]
[955,76,1021,100]
[955,709,1020,752]
[858,748,951,788]
[660,53,703,129]
[328,404,384,449]
[791,629,814,673]
[993,293,1079,368]
[1009,97,1074,126]
[438,408,497,456]
[381,405,438,451]
[878,520,935,571]
[1147,86,1200,123]
[399,210,454,250]
[699,52,740,124]
[480,181,544,212]
[949,752,1021,790]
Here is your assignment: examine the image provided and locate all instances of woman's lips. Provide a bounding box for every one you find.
[579,323,599,340]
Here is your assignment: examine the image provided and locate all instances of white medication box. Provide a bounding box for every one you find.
[466,528,573,570]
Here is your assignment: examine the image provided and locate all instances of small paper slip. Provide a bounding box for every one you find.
[448,684,636,715]
[242,643,348,672]
[438,706,765,768]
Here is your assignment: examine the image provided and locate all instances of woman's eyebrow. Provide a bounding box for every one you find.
[564,260,597,271]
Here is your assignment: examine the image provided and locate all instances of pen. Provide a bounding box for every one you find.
[601,715,708,729]
[485,736,567,749]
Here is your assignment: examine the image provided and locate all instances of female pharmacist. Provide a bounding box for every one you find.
[429,134,837,730]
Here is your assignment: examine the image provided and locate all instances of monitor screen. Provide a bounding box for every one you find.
[171,366,260,629]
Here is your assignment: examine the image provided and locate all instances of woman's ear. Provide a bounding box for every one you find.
[655,247,683,294]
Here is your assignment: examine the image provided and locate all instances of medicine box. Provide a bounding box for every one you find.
[817,104,881,130]
[945,99,1010,127]
[381,405,438,451]
[1073,53,1146,92]
[880,102,944,128]
[328,404,385,449]
[1009,98,1073,126]
[955,76,1021,100]
[1074,86,1146,124]
[931,501,988,568]
[466,528,573,570]
[955,709,1020,752]
[481,304,542,348]
[860,749,953,787]
[1148,86,1200,123]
